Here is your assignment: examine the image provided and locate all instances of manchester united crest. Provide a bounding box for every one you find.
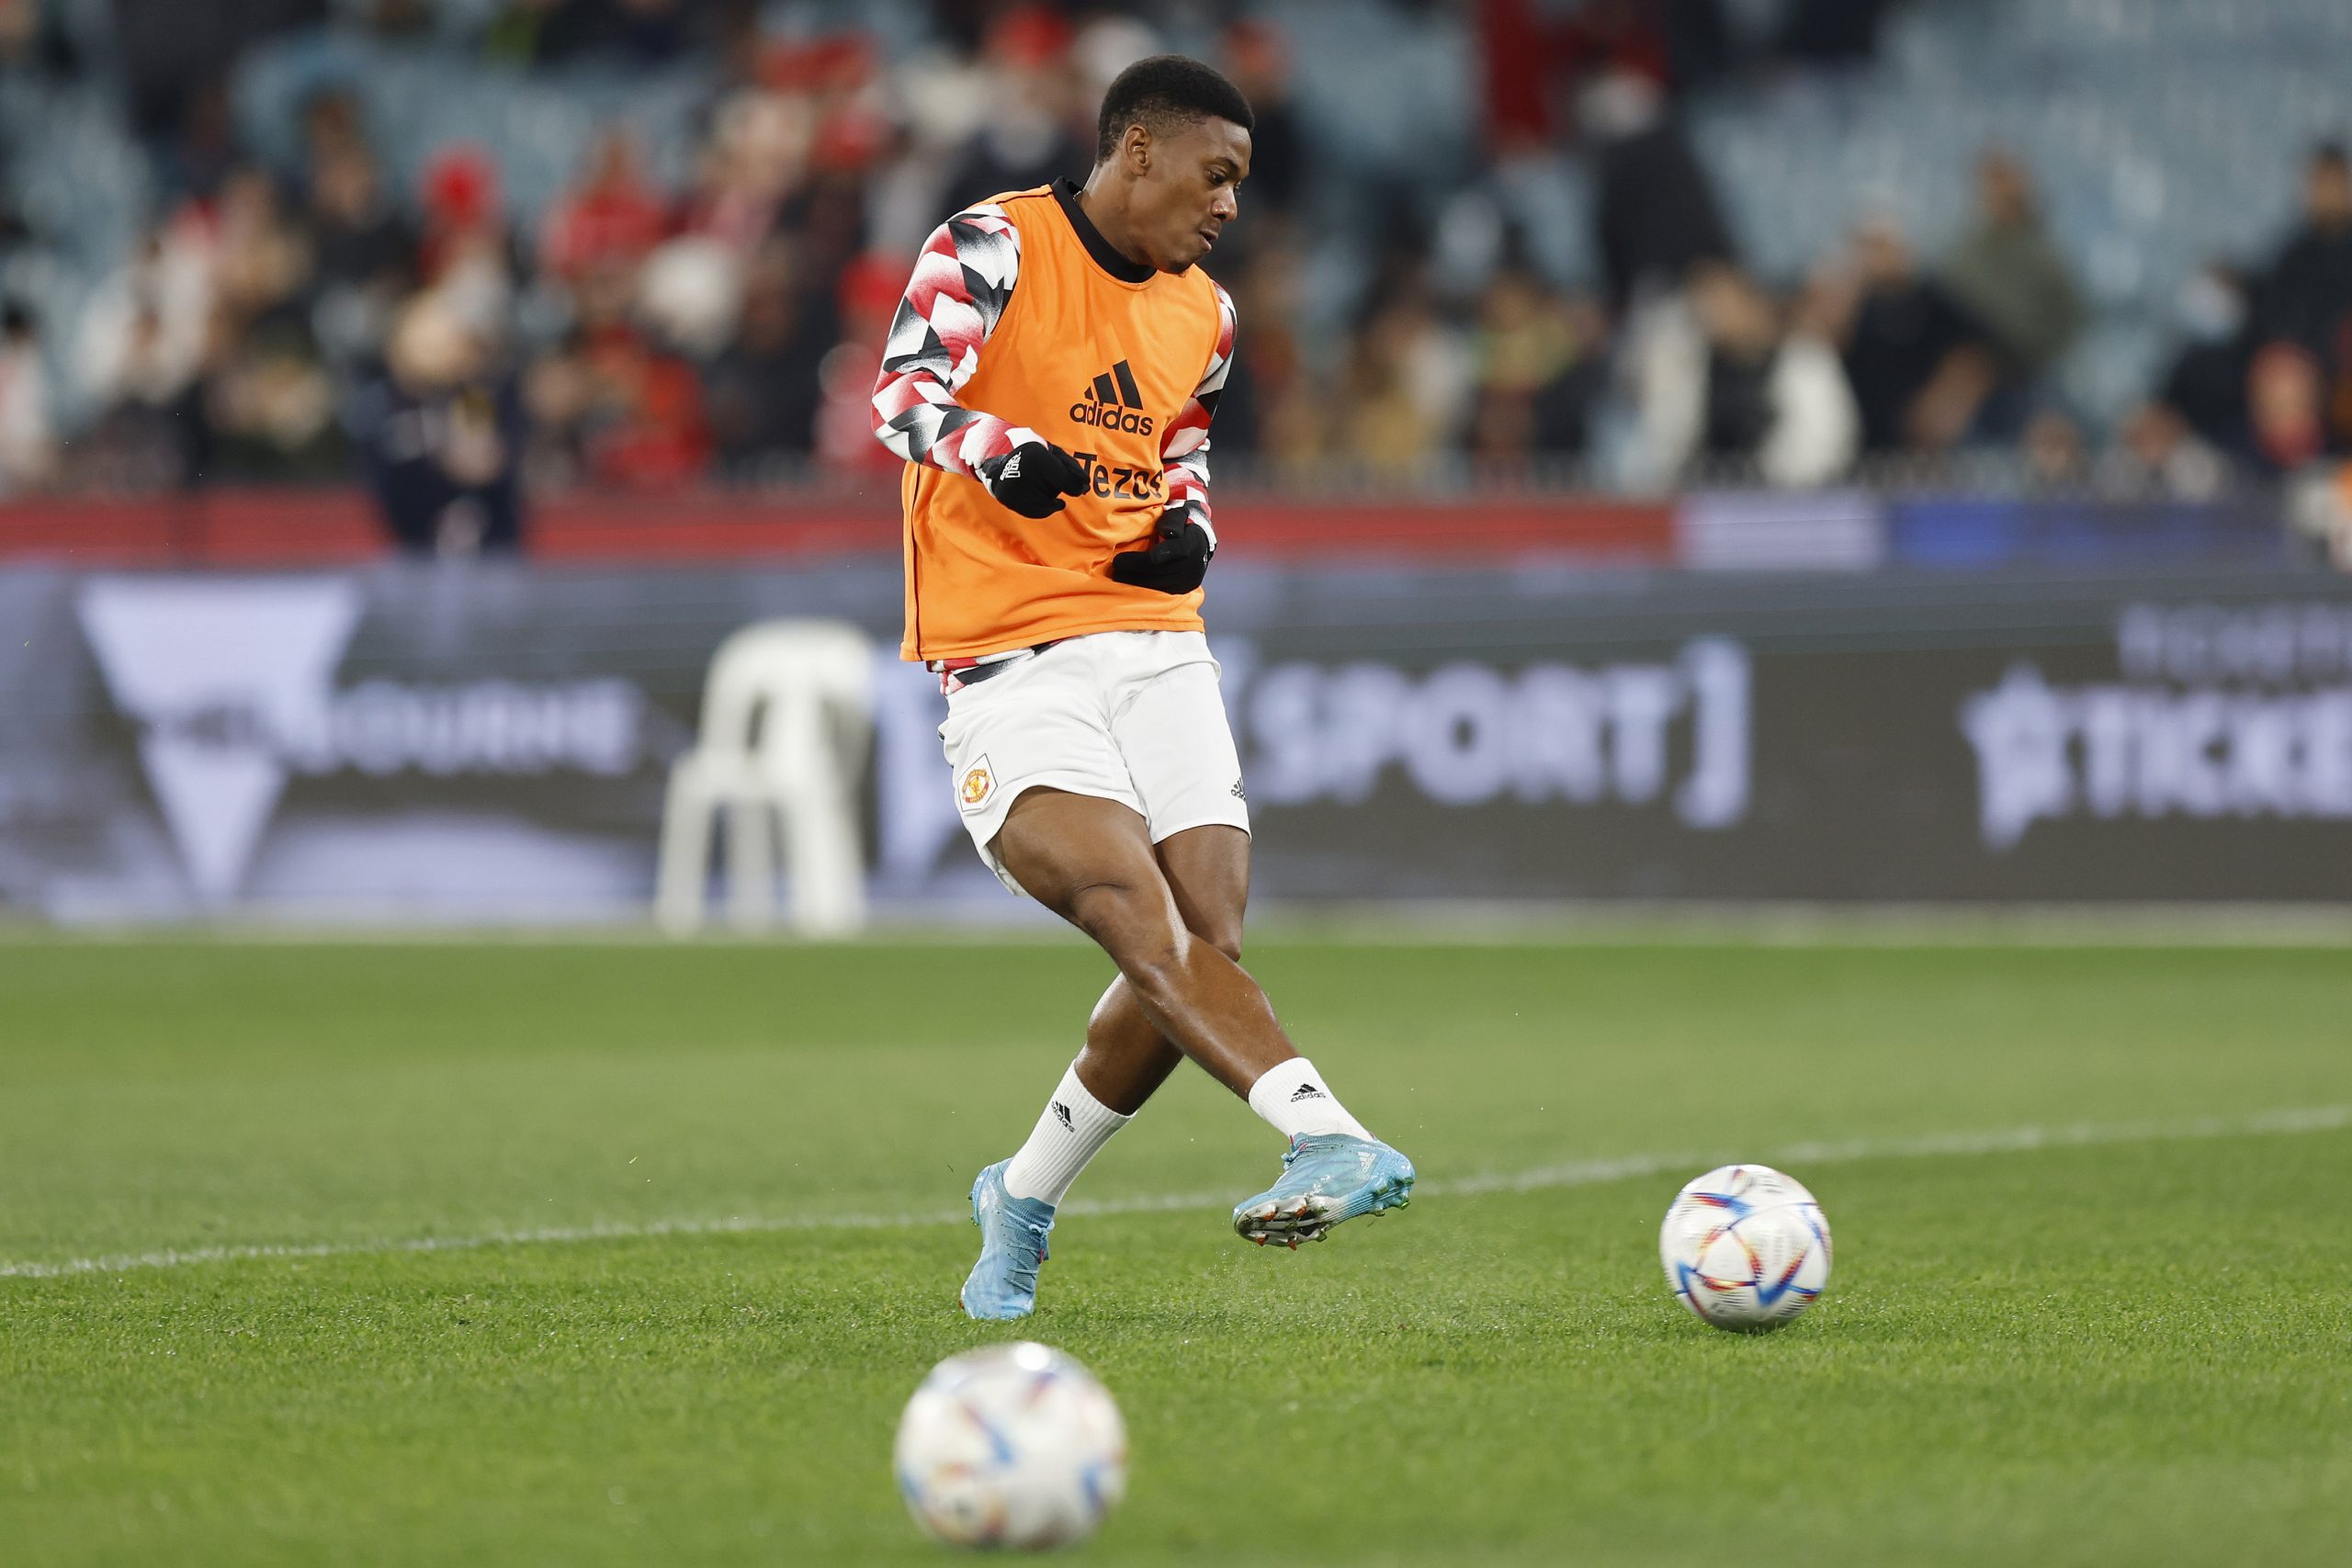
[957,756,996,812]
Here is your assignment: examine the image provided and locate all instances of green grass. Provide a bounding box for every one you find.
[3,936,2349,1566]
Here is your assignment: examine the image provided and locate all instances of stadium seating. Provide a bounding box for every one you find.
[1690,0,2348,423]
[1,0,2343,455]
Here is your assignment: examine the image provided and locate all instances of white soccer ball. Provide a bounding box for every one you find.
[893,1341,1128,1550]
[1659,1164,1832,1331]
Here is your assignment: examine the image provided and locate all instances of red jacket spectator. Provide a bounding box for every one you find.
[540,131,671,280]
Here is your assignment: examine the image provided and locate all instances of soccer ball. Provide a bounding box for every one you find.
[1659,1164,1832,1331]
[893,1341,1128,1550]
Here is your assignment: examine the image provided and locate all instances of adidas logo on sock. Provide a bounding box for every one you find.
[1289,1082,1326,1101]
[1051,1100,1073,1131]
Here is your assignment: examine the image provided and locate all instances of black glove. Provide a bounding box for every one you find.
[1110,509,1216,594]
[978,438,1089,519]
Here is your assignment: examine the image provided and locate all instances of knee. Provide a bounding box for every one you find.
[1067,886,1189,993]
[1194,920,1243,964]
[1068,881,1175,963]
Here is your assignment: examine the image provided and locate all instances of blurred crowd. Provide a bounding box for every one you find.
[1,0,2350,541]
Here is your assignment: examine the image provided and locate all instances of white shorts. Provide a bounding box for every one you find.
[938,630,1250,897]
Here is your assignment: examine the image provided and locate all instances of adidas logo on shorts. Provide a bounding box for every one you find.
[1069,359,1155,435]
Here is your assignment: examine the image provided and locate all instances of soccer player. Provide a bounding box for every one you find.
[872,55,1415,1321]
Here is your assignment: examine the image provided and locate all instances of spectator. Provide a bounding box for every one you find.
[203,312,342,481]
[1211,243,1325,470]
[0,0,78,74]
[679,85,811,254]
[77,222,214,465]
[1555,0,1676,94]
[1688,265,1778,470]
[580,322,712,487]
[2254,142,2352,362]
[936,8,1094,215]
[703,239,829,474]
[0,303,56,492]
[1585,69,1736,311]
[156,78,241,205]
[112,0,322,144]
[1760,273,1862,488]
[415,147,520,341]
[307,141,414,298]
[350,294,526,554]
[2019,407,2089,491]
[540,131,671,284]
[526,239,713,489]
[1624,263,1858,487]
[1464,266,1608,463]
[638,236,744,361]
[1938,152,2084,389]
[2153,265,2256,460]
[1220,20,1306,235]
[303,141,416,374]
[209,168,314,330]
[2102,403,2226,501]
[812,252,904,473]
[1836,219,1996,455]
[1476,0,1560,154]
[2247,342,2327,471]
[1334,294,1472,478]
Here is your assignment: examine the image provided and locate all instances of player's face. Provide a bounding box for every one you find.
[1138,118,1250,272]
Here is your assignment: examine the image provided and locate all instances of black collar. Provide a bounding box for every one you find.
[1052,177,1159,283]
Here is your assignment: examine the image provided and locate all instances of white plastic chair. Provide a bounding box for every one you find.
[655,620,875,937]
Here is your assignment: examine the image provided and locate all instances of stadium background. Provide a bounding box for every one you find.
[2,0,2350,921]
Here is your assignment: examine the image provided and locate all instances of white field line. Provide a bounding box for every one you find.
[4,1103,2346,1283]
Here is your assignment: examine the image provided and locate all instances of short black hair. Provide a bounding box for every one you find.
[1094,54,1254,166]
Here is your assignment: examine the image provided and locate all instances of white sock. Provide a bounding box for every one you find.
[1001,1061,1133,1206]
[1247,1057,1373,1143]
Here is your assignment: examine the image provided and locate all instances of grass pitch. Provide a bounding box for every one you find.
[3,934,2349,1566]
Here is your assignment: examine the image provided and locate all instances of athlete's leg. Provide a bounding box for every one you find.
[993,824,1239,1222]
[996,788,1409,1246]
[965,807,1265,1315]
[994,789,1300,1096]
[1070,823,1251,1115]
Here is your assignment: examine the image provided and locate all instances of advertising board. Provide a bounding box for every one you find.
[3,563,2346,918]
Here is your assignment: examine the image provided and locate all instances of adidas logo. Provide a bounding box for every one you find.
[999,449,1022,482]
[1051,1100,1073,1131]
[1069,359,1155,434]
[1289,1082,1326,1102]
[1230,778,1247,800]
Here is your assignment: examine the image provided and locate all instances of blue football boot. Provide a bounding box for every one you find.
[959,1160,1056,1320]
[1232,1134,1416,1247]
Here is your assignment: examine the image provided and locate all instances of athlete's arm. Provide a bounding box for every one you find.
[1159,278,1234,549]
[1111,281,1235,594]
[871,206,1085,517]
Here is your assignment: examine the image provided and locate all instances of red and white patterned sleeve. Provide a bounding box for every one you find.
[870,206,1039,475]
[1159,279,1235,551]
